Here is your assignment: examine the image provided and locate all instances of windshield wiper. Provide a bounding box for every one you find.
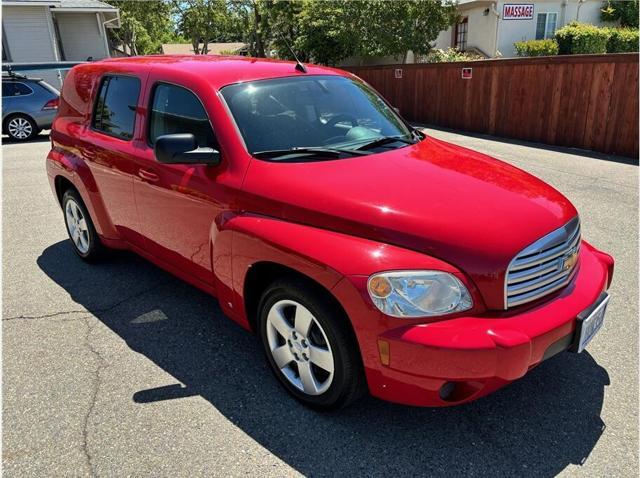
[355,135,416,151]
[253,146,369,160]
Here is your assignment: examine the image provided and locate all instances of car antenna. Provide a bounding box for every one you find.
[278,32,306,73]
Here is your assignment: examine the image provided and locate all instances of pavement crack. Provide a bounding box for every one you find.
[80,315,107,478]
[2,310,90,322]
[4,280,172,323]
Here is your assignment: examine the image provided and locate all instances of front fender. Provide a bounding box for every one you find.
[226,213,480,332]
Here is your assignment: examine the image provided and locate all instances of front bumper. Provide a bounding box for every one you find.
[333,241,614,407]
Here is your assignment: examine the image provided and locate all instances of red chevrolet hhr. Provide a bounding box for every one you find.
[47,56,614,410]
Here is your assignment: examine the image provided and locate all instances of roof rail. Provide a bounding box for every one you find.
[2,70,28,79]
[1,61,87,73]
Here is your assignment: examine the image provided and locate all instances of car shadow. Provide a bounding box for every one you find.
[37,240,610,477]
[2,131,50,145]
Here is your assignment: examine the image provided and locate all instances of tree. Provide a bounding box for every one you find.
[601,0,639,28]
[227,0,274,57]
[264,0,306,60]
[296,0,457,65]
[108,1,178,55]
[295,0,358,65]
[175,0,235,54]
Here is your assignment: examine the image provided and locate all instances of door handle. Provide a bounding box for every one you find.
[138,168,159,182]
[83,146,97,161]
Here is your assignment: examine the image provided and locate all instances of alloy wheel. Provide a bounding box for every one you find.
[266,299,335,396]
[65,199,90,254]
[8,117,33,140]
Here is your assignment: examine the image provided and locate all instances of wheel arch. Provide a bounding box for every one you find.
[243,261,348,334]
[54,175,77,206]
[47,146,119,241]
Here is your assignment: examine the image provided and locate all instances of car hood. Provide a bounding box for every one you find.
[240,135,578,309]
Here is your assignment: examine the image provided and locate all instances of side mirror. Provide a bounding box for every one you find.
[154,133,221,166]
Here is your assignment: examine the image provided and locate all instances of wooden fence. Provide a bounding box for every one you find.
[345,53,638,158]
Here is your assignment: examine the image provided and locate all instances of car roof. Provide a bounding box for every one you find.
[95,55,349,89]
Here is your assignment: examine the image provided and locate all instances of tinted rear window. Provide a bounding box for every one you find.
[2,82,32,96]
[14,83,33,95]
[2,82,16,97]
[92,75,140,140]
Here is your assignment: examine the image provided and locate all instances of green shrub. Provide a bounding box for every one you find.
[555,22,610,54]
[420,48,483,63]
[606,28,639,52]
[514,39,559,56]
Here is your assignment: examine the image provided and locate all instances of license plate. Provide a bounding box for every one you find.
[574,293,610,353]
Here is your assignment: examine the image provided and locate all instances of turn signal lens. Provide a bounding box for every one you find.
[369,276,392,298]
[378,339,390,366]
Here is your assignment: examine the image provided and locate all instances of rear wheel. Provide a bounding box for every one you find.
[258,279,365,410]
[5,114,39,141]
[62,189,105,261]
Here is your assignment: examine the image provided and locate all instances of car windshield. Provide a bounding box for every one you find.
[220,75,415,158]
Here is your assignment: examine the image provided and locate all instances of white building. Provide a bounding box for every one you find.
[1,0,120,85]
[434,0,610,58]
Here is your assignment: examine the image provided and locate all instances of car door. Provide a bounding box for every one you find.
[133,80,231,286]
[81,73,146,247]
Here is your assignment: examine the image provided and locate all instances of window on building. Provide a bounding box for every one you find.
[92,75,140,140]
[148,83,216,148]
[536,13,558,40]
[454,17,468,51]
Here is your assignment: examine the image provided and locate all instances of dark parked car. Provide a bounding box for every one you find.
[2,74,59,141]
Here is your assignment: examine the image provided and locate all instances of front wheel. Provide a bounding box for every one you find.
[258,279,365,410]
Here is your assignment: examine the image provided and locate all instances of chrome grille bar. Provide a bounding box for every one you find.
[505,217,581,308]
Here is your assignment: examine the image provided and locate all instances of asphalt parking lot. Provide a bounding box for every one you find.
[2,129,638,477]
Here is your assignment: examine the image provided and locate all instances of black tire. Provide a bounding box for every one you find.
[258,278,366,410]
[62,189,105,262]
[4,114,39,141]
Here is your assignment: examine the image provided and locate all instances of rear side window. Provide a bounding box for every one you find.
[148,83,216,147]
[92,75,140,140]
[2,82,32,96]
[14,83,33,95]
[2,82,16,97]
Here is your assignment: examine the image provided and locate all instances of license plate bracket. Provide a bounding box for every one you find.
[569,292,609,353]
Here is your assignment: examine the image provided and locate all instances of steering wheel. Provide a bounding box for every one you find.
[325,113,359,129]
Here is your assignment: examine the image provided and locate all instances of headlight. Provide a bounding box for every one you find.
[367,270,472,318]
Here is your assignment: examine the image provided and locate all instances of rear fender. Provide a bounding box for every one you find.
[47,144,119,239]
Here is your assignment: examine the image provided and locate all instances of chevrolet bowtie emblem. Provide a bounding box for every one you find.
[561,248,578,271]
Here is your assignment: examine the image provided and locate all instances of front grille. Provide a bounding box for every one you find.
[505,217,581,308]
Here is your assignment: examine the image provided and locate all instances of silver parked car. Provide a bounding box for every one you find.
[2,74,59,141]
